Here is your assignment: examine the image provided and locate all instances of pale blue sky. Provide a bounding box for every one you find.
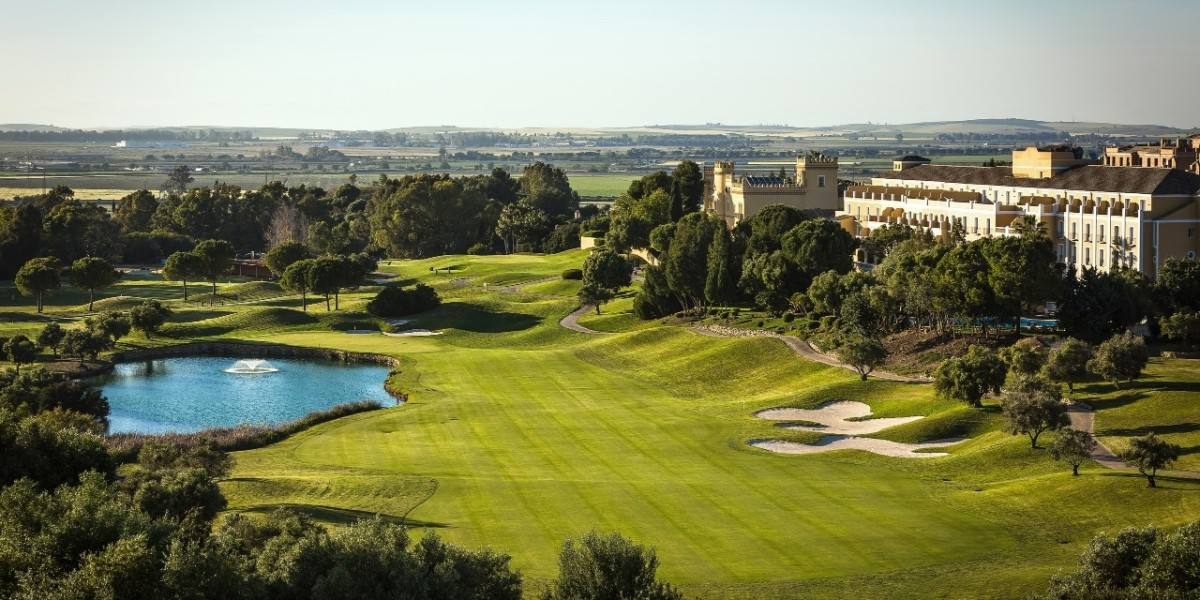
[2,0,1197,129]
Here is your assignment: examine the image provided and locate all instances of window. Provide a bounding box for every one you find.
[1189,250,1197,260]
[1129,226,1135,241]
[1099,252,1105,267]
[1056,221,1065,237]
[818,175,826,188]
[1071,223,1077,239]
[1085,248,1091,265]
[986,218,991,234]
[973,217,978,233]
[1085,224,1091,242]
[1114,225,1119,240]
[1189,227,1195,239]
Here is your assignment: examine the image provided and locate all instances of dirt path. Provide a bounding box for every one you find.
[1068,402,1199,479]
[560,305,608,335]
[692,325,929,383]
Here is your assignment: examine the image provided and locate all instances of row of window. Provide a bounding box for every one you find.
[1057,222,1136,243]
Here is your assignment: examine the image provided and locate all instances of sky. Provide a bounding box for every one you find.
[2,0,1197,130]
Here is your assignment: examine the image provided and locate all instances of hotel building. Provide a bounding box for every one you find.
[838,143,1200,278]
[704,152,840,227]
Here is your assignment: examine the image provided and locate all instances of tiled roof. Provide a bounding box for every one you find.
[876,164,1200,196]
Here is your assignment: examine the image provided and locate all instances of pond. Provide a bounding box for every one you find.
[95,356,394,434]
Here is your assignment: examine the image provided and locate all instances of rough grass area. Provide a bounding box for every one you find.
[2,247,1199,599]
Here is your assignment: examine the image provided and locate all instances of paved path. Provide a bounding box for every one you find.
[1067,402,1199,479]
[692,325,929,383]
[559,305,608,335]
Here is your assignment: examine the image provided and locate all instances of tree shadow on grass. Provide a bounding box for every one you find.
[417,302,541,333]
[0,311,52,322]
[238,503,449,528]
[169,310,233,323]
[1102,422,1200,437]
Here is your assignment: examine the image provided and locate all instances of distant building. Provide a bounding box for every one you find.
[703,152,840,227]
[839,145,1200,278]
[1103,135,1200,172]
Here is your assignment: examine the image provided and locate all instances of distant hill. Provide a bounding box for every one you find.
[0,119,1193,139]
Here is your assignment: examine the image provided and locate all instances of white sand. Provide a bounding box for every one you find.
[755,401,924,435]
[752,436,964,458]
[382,329,443,337]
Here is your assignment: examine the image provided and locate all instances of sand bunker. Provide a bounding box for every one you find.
[382,329,443,337]
[752,436,963,458]
[386,319,410,327]
[756,401,924,435]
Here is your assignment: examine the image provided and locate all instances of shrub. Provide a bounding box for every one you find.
[782,312,795,323]
[561,268,583,280]
[467,242,491,255]
[366,284,441,317]
[1088,331,1149,387]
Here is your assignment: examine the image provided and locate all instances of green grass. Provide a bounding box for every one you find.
[568,173,636,197]
[2,249,1199,598]
[1088,359,1200,470]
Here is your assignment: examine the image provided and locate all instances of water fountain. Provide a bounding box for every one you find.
[224,359,280,374]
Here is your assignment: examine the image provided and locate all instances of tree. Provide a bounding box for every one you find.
[837,334,888,381]
[520,162,577,216]
[4,335,36,374]
[192,239,234,306]
[69,256,121,312]
[162,251,203,301]
[1058,267,1149,343]
[933,345,1007,407]
[704,226,740,305]
[1121,434,1181,488]
[981,223,1060,330]
[367,284,440,317]
[61,328,110,360]
[1049,428,1096,476]
[130,300,172,338]
[1036,526,1159,598]
[36,322,65,357]
[280,259,315,311]
[664,212,723,308]
[780,218,856,282]
[1044,338,1092,396]
[307,256,343,311]
[164,165,194,194]
[579,248,631,313]
[1153,257,1200,313]
[15,257,62,313]
[264,241,311,277]
[671,160,705,214]
[494,200,551,254]
[1000,374,1068,448]
[1000,337,1045,377]
[1160,311,1200,348]
[1088,331,1149,388]
[86,311,131,343]
[540,531,683,600]
[113,190,158,233]
[633,266,681,320]
[578,283,615,315]
[41,200,122,263]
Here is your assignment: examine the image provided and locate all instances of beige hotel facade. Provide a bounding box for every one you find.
[838,139,1200,278]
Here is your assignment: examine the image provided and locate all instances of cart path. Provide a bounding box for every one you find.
[560,305,608,335]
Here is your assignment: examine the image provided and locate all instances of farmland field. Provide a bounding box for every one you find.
[2,250,1198,598]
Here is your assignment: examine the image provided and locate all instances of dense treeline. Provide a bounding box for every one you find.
[0,161,599,281]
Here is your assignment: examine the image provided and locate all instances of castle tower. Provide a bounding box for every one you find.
[795,152,840,212]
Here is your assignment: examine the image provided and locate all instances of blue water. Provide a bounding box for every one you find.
[95,357,393,434]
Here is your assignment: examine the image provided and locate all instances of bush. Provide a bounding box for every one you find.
[782,313,796,323]
[467,242,491,255]
[562,268,583,280]
[543,222,581,254]
[366,284,441,317]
